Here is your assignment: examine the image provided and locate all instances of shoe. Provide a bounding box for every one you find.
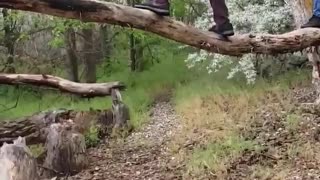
[134,0,170,16]
[209,22,234,36]
[301,15,320,28]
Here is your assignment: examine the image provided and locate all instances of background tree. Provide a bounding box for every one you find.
[184,0,309,84]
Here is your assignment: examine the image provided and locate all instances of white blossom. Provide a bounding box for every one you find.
[185,0,294,84]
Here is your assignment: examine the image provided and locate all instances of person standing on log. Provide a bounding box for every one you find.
[134,0,234,37]
[302,0,320,28]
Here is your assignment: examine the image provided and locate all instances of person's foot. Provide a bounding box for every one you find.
[209,22,234,36]
[301,15,320,28]
[134,0,170,16]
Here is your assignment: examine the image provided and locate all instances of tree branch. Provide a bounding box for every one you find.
[1,0,320,56]
[0,74,125,97]
[0,87,21,113]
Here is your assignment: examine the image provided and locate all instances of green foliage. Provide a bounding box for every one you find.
[188,135,258,174]
[285,114,300,133]
[85,125,100,148]
[48,18,94,48]
[171,0,187,17]
[28,144,45,157]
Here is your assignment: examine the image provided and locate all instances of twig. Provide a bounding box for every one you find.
[38,165,65,176]
[0,86,20,113]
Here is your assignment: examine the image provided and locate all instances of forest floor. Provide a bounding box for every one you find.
[59,84,320,180]
[68,99,185,180]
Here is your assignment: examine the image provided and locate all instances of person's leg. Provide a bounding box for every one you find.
[208,0,234,36]
[314,0,320,18]
[301,0,320,28]
[210,0,229,25]
[134,0,170,16]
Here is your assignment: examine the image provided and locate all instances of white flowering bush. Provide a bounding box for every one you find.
[185,0,296,84]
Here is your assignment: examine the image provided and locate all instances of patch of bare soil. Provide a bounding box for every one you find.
[66,101,184,180]
[226,86,320,180]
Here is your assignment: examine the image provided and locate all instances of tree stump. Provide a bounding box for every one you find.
[111,89,130,130]
[0,137,39,180]
[43,123,87,177]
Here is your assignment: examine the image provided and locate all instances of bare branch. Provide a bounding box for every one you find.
[0,0,320,56]
[0,74,125,97]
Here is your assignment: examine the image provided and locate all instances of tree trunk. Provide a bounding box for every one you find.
[82,27,97,83]
[65,27,79,82]
[127,0,145,72]
[135,38,145,72]
[100,24,112,61]
[2,9,16,73]
[43,123,87,177]
[0,137,39,180]
[111,88,130,129]
[286,0,320,103]
[129,33,137,71]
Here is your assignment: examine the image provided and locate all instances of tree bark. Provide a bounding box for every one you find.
[0,108,115,146]
[43,123,87,177]
[65,27,79,82]
[2,9,17,73]
[0,110,71,146]
[1,0,320,56]
[0,137,39,180]
[0,74,125,97]
[82,27,97,83]
[100,24,112,61]
[286,0,320,103]
[129,33,137,71]
[111,89,129,129]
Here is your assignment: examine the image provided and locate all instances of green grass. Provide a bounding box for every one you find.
[0,42,194,128]
[0,33,312,130]
[0,58,311,129]
[174,68,310,106]
[188,135,258,176]
[285,114,301,133]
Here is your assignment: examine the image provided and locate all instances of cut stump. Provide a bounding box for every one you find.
[43,123,87,177]
[0,137,39,180]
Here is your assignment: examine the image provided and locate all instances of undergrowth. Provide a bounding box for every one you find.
[171,68,310,178]
[0,42,193,129]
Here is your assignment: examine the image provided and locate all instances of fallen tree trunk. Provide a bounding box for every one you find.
[0,110,113,146]
[0,109,72,146]
[0,74,125,97]
[0,0,320,56]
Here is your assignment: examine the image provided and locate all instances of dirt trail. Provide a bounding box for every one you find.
[68,101,184,180]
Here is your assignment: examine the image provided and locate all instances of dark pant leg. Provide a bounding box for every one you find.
[155,0,168,4]
[314,0,320,17]
[210,0,229,26]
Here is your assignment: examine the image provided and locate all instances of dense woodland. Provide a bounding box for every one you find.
[1,0,320,179]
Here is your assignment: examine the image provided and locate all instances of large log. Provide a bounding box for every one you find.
[0,74,125,97]
[0,0,320,56]
[0,110,64,146]
[0,137,39,180]
[0,109,113,146]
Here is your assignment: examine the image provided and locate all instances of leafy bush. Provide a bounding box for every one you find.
[85,126,100,148]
